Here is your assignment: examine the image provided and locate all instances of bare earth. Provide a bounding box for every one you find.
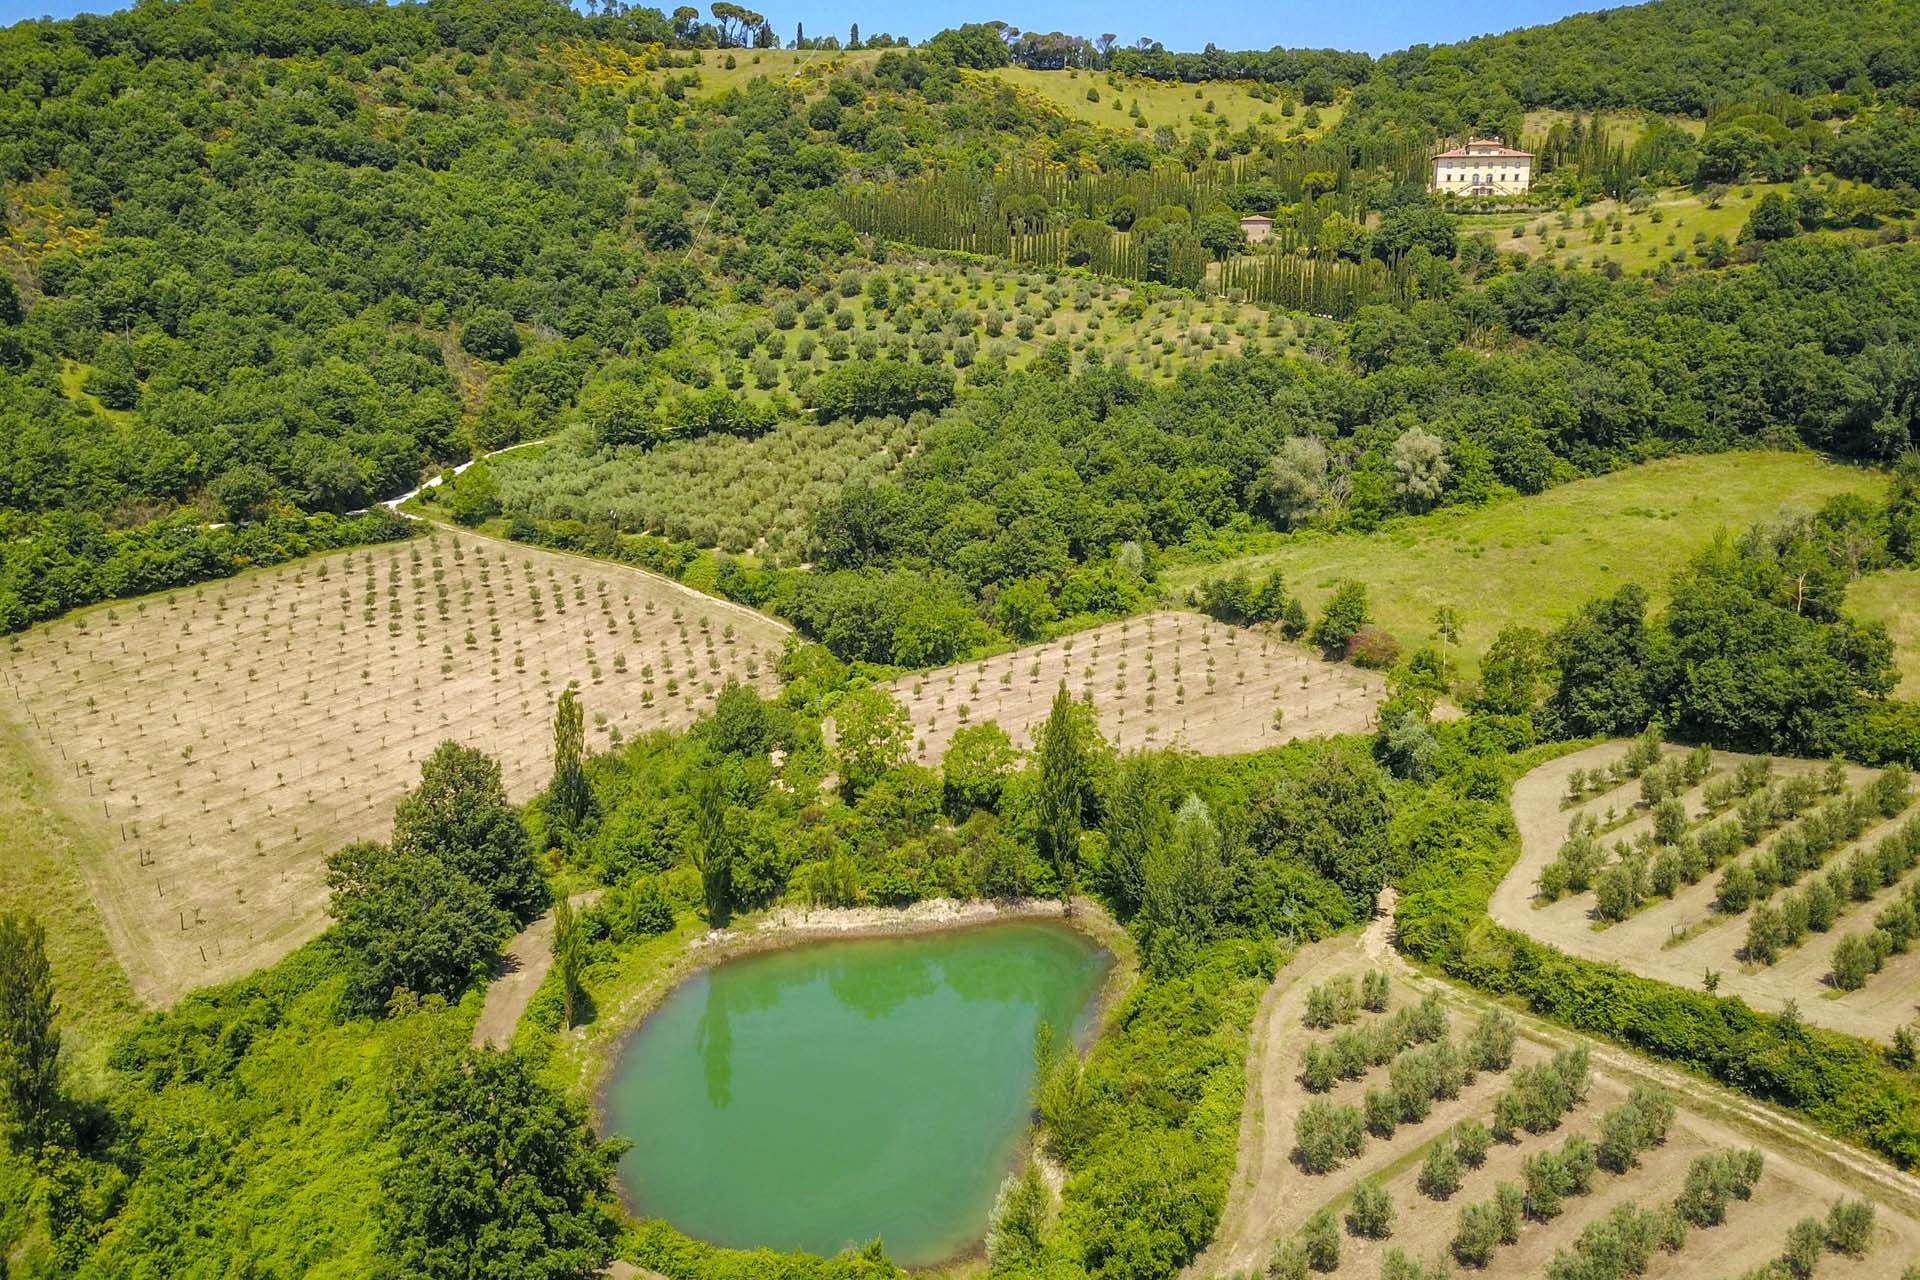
[1187,897,1920,1279]
[883,611,1387,763]
[1494,743,1920,1044]
[0,527,787,1003]
[472,889,602,1049]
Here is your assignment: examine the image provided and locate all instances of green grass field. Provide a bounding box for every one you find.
[0,716,142,1086]
[1454,179,1882,277]
[1850,567,1920,698]
[1162,452,1892,675]
[984,67,1342,139]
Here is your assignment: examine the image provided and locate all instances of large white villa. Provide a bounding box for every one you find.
[1431,138,1534,196]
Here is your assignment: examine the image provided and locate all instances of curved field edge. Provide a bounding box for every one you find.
[0,712,141,1084]
[501,899,1246,1280]
[1397,741,1920,1170]
[1162,451,1890,675]
[1187,911,1920,1279]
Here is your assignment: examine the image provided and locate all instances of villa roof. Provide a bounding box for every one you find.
[1435,139,1533,159]
[1239,213,1274,224]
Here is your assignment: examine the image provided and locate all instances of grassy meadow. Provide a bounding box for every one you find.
[1454,178,1885,275]
[1161,452,1891,674]
[984,67,1343,138]
[0,717,143,1085]
[1851,568,1920,698]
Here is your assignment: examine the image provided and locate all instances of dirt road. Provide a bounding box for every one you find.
[1184,889,1920,1278]
[472,890,600,1049]
[1492,741,1919,1043]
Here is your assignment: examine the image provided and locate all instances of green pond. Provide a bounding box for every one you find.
[605,920,1111,1266]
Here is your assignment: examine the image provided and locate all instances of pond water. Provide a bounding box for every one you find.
[604,920,1111,1266]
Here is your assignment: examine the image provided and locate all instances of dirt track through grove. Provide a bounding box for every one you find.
[1493,742,1920,1043]
[1186,893,1920,1279]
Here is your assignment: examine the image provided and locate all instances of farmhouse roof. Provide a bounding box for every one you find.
[1435,139,1533,159]
[1239,214,1274,224]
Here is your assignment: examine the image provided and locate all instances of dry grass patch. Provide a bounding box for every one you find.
[882,611,1384,764]
[0,529,787,1004]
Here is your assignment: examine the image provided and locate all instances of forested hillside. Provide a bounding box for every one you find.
[4,2,1920,1275]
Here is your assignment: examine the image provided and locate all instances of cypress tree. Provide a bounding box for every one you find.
[0,913,59,1148]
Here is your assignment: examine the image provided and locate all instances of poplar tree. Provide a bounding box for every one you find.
[0,913,60,1148]
[552,897,584,1027]
[550,687,589,835]
[1036,683,1089,912]
[690,768,735,925]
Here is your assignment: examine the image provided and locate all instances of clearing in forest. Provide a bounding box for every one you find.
[1161,452,1889,677]
[1495,741,1920,1045]
[0,529,787,1004]
[885,610,1384,763]
[1189,915,1920,1280]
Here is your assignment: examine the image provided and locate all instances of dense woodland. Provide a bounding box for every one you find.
[5,0,1920,1278]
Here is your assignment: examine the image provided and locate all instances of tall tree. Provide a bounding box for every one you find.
[0,913,59,1148]
[394,742,547,924]
[1136,796,1228,976]
[327,841,511,1013]
[1036,683,1090,911]
[1101,750,1175,918]
[550,687,589,836]
[552,896,584,1028]
[381,1045,621,1280]
[689,767,735,925]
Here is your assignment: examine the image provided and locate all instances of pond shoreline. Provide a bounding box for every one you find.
[578,896,1136,1275]
[583,895,1136,1132]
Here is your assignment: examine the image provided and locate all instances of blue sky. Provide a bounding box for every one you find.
[0,0,1609,57]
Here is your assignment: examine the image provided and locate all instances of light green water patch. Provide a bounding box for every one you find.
[605,920,1111,1266]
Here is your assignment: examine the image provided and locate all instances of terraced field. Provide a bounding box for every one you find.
[0,528,787,1002]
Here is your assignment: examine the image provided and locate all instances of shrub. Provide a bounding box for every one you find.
[1268,1240,1309,1280]
[1783,1216,1825,1279]
[1362,969,1391,1013]
[1364,1086,1399,1139]
[1346,1179,1394,1239]
[1596,1087,1675,1173]
[1522,1150,1565,1220]
[1675,1148,1763,1227]
[1310,580,1370,654]
[1466,1007,1516,1073]
[1304,975,1360,1028]
[1380,1248,1450,1280]
[1301,1207,1340,1271]
[1454,1118,1492,1168]
[1831,931,1879,990]
[1824,1197,1875,1254]
[1294,1100,1366,1174]
[1300,1042,1336,1092]
[1451,1201,1501,1268]
[1419,1138,1464,1200]
[1346,625,1400,669]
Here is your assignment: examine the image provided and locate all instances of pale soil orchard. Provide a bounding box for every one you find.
[1188,915,1920,1280]
[1494,743,1920,1044]
[882,611,1386,764]
[0,529,788,1004]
